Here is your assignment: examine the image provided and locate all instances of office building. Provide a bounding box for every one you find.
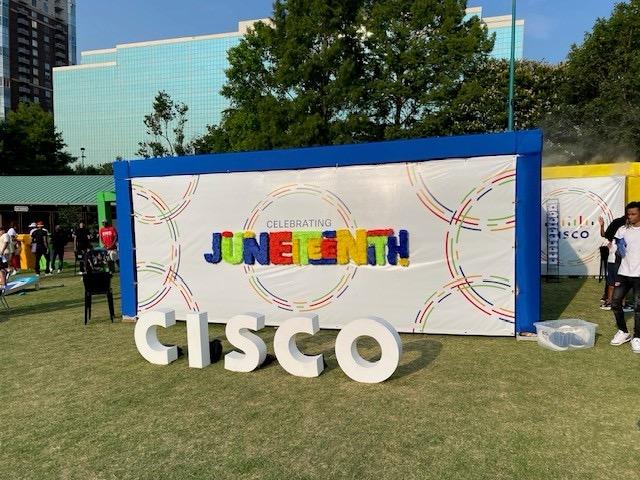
[0,0,76,117]
[54,7,524,166]
[466,6,524,60]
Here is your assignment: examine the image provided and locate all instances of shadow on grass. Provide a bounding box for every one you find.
[172,326,441,379]
[271,329,441,378]
[541,277,588,320]
[392,338,442,380]
[38,284,67,290]
[0,298,85,318]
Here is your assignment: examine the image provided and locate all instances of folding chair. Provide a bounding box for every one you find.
[74,250,85,274]
[82,271,114,324]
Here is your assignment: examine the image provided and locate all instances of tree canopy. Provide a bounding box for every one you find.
[0,102,75,175]
[448,58,561,135]
[545,0,640,163]
[137,91,193,158]
[201,0,494,153]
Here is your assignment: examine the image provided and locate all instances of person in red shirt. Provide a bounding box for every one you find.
[99,221,118,273]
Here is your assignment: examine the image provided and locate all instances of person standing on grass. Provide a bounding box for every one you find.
[10,229,20,274]
[0,227,10,264]
[98,221,118,273]
[599,214,631,310]
[73,222,91,274]
[7,225,20,274]
[31,221,51,276]
[0,255,7,291]
[610,201,640,352]
[50,225,67,274]
[0,227,12,278]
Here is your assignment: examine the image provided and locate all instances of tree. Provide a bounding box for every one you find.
[73,162,114,175]
[204,0,493,153]
[446,58,562,135]
[192,125,231,154]
[137,91,193,158]
[546,0,640,163]
[360,0,493,139]
[0,102,75,175]
[214,0,369,151]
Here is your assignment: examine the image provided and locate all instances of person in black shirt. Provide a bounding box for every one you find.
[50,225,68,274]
[31,221,51,275]
[74,222,91,274]
[600,214,631,309]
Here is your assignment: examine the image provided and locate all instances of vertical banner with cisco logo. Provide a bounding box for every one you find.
[541,176,625,276]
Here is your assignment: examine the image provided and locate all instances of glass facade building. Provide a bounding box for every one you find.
[0,0,76,118]
[1,0,10,114]
[55,8,524,166]
[54,21,255,166]
[466,6,525,60]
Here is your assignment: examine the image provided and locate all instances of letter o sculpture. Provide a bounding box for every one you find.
[335,317,402,383]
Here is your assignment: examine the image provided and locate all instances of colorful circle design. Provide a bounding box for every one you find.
[243,183,357,312]
[133,177,199,225]
[133,177,200,312]
[407,164,516,231]
[541,187,614,267]
[407,165,517,332]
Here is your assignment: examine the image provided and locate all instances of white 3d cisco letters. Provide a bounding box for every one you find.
[273,315,324,378]
[224,313,268,372]
[134,308,178,365]
[335,317,403,383]
[185,312,210,369]
[135,310,402,383]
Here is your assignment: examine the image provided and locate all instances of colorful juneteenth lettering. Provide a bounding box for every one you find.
[204,229,409,267]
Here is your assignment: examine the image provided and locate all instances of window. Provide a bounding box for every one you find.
[33,67,38,76]
[32,49,38,57]
[32,0,37,6]
[43,3,48,13]
[44,35,49,43]
[45,90,51,98]
[32,39,37,47]
[31,20,37,28]
[44,62,50,70]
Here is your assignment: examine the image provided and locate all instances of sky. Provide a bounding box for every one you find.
[77,0,623,64]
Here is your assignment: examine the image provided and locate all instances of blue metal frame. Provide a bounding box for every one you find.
[113,160,137,319]
[115,130,542,333]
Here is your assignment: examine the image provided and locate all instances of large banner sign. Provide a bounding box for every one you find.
[541,176,625,276]
[116,131,542,336]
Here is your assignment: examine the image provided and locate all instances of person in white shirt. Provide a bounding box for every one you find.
[0,227,16,277]
[0,227,9,260]
[610,201,640,352]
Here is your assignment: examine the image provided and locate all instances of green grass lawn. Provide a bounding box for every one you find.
[1,273,639,479]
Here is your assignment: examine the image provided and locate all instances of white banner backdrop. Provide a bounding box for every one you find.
[541,176,625,276]
[132,155,517,335]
